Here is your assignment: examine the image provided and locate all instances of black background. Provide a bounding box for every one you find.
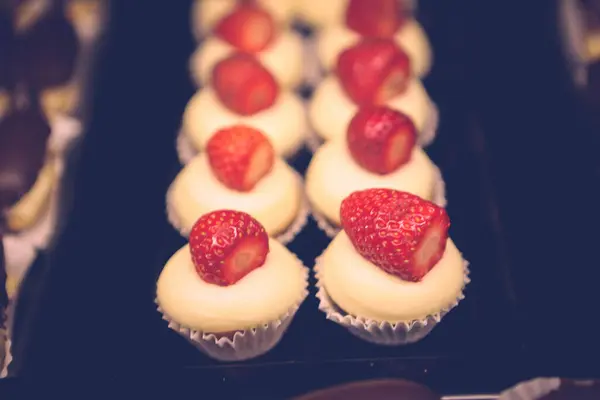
[4,0,600,398]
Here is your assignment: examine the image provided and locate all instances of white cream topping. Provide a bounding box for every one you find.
[294,0,348,28]
[317,20,432,78]
[182,88,306,158]
[321,232,465,322]
[305,140,436,226]
[309,76,431,142]
[170,153,301,236]
[192,0,296,36]
[156,239,307,333]
[190,30,304,89]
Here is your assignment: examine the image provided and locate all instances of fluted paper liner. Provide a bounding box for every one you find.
[305,101,440,154]
[499,378,562,400]
[166,171,309,245]
[156,263,309,362]
[0,336,10,378]
[177,127,306,166]
[310,164,447,238]
[314,255,470,345]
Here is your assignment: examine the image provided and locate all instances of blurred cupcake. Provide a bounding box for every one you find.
[18,9,80,124]
[181,53,306,161]
[500,378,600,400]
[168,125,307,243]
[315,189,468,345]
[309,38,436,149]
[306,106,445,237]
[191,0,296,40]
[157,210,308,361]
[190,2,303,90]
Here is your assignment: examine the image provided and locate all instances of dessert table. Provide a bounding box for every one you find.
[4,0,600,398]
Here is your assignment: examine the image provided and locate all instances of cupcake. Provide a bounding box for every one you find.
[316,0,432,78]
[157,210,308,361]
[190,2,303,90]
[168,125,306,243]
[316,189,468,345]
[309,38,436,148]
[181,53,306,161]
[306,106,444,236]
[191,0,296,40]
[17,9,80,124]
[0,107,58,236]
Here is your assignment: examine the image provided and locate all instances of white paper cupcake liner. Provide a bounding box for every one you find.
[309,163,447,238]
[166,171,308,245]
[305,100,439,154]
[314,255,470,345]
[156,263,309,362]
[0,335,9,379]
[499,378,562,400]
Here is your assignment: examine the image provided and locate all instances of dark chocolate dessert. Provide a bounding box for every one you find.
[17,9,79,90]
[294,379,441,400]
[0,107,51,231]
[0,11,15,92]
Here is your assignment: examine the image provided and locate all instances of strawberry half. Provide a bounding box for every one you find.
[347,106,416,175]
[189,210,269,286]
[345,0,405,38]
[340,189,450,282]
[214,3,276,53]
[336,38,411,106]
[212,53,279,116]
[207,125,275,192]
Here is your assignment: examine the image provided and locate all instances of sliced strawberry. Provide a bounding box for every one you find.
[340,189,450,282]
[336,38,411,105]
[214,3,276,53]
[189,210,269,286]
[345,0,405,38]
[207,125,275,192]
[347,106,416,174]
[212,53,279,116]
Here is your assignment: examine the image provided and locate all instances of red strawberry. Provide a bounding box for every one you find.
[189,210,269,286]
[346,0,405,38]
[207,125,275,192]
[340,189,450,282]
[336,38,411,105]
[214,3,276,53]
[347,106,416,174]
[212,53,279,116]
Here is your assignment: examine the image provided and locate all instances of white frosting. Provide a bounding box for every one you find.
[170,153,302,236]
[156,239,307,333]
[305,140,436,226]
[309,76,431,142]
[321,232,465,322]
[192,0,296,36]
[182,88,306,158]
[317,20,432,78]
[190,30,304,89]
[294,0,348,28]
